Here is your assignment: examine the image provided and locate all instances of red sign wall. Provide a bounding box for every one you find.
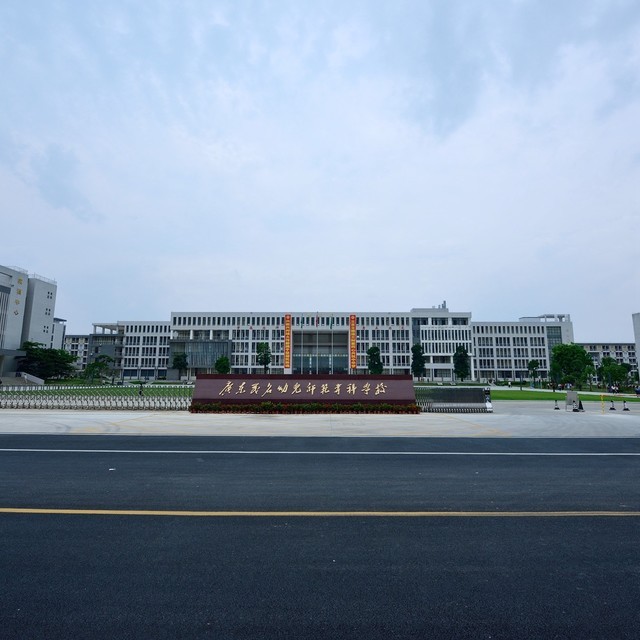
[192,374,415,406]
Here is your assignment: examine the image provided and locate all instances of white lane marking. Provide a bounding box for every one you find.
[1,448,640,456]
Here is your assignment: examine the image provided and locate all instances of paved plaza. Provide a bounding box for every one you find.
[0,399,639,438]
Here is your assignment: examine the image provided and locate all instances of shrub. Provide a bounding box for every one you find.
[189,402,420,414]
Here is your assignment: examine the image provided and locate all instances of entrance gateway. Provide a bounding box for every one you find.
[284,313,353,375]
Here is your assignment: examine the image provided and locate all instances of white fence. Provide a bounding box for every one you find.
[0,385,192,411]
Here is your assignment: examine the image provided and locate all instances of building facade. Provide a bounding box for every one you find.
[87,321,171,380]
[63,334,90,372]
[633,313,640,372]
[472,314,574,382]
[86,304,573,383]
[577,342,638,380]
[0,265,60,376]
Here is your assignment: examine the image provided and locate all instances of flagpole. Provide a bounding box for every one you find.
[300,319,304,375]
[315,312,319,374]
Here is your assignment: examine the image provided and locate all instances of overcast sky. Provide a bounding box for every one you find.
[2,0,639,341]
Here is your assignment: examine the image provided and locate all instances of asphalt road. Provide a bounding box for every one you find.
[2,434,640,639]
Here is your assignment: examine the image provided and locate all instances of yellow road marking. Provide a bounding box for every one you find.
[1,508,640,517]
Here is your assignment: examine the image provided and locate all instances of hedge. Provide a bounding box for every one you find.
[189,401,420,414]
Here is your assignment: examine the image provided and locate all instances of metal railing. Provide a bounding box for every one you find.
[1,383,491,413]
[0,385,192,411]
[414,386,492,413]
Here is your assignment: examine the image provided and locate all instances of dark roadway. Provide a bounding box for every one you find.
[2,434,640,639]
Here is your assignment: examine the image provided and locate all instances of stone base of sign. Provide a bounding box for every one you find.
[191,374,418,413]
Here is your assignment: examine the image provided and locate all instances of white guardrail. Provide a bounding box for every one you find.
[0,385,192,411]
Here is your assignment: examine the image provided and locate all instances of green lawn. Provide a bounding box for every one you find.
[488,389,639,403]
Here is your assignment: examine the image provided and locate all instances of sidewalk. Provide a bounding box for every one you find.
[0,401,639,438]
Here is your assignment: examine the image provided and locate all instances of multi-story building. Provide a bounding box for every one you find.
[0,265,60,376]
[633,313,640,372]
[89,304,573,382]
[51,317,67,350]
[577,342,637,379]
[63,334,90,372]
[472,314,574,382]
[88,321,171,380]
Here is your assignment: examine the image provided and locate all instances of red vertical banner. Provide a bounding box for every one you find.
[284,314,292,369]
[349,314,357,371]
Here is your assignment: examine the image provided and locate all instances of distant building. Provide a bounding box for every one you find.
[51,317,67,350]
[633,313,640,374]
[87,304,574,382]
[63,334,90,372]
[473,314,574,382]
[0,265,60,376]
[577,342,638,379]
[87,321,171,381]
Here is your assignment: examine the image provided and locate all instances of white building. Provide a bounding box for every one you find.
[577,342,638,379]
[87,304,572,382]
[87,321,171,380]
[633,312,640,372]
[63,334,90,372]
[0,265,60,376]
[472,314,574,382]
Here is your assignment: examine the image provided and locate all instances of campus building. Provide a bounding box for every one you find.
[63,334,90,372]
[87,321,171,380]
[84,304,574,383]
[0,265,61,376]
[634,313,640,370]
[577,342,637,377]
[472,314,574,382]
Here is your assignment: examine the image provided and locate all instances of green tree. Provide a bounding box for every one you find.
[411,343,426,379]
[598,357,628,389]
[550,343,593,389]
[453,345,471,381]
[256,342,272,374]
[366,346,384,375]
[214,355,231,374]
[172,353,188,379]
[83,354,114,384]
[527,359,540,387]
[19,341,77,380]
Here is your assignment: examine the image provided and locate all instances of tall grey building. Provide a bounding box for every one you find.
[634,313,640,372]
[0,265,60,376]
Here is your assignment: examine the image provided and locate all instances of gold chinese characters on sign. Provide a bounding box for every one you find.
[191,374,416,406]
[349,314,357,370]
[284,314,292,369]
[218,379,388,399]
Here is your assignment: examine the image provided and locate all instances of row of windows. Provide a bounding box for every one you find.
[123,347,170,357]
[171,315,481,329]
[125,325,170,334]
[354,329,411,340]
[123,357,169,367]
[358,317,410,327]
[423,342,473,355]
[421,329,471,342]
[586,344,632,351]
[474,325,546,334]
